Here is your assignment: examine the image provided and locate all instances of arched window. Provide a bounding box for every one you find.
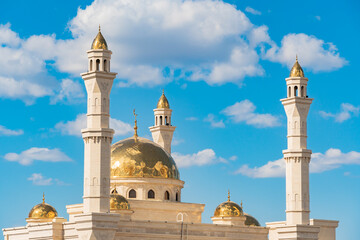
[96,59,100,71]
[176,192,179,202]
[164,191,170,200]
[160,116,163,125]
[148,190,155,199]
[104,59,107,72]
[294,86,298,97]
[301,86,304,97]
[129,189,136,198]
[165,116,168,125]
[90,60,93,71]
[288,86,291,97]
[155,116,158,126]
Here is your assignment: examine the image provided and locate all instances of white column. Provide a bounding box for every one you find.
[281,76,313,225]
[81,48,117,213]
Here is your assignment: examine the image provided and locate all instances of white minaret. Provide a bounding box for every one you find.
[281,57,313,225]
[81,27,117,213]
[149,90,176,153]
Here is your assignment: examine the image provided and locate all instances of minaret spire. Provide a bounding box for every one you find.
[149,90,176,153]
[281,57,313,225]
[81,28,117,213]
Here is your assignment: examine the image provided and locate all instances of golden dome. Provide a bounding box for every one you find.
[289,56,305,77]
[244,213,260,226]
[111,137,180,180]
[157,90,170,109]
[28,195,58,219]
[91,26,108,50]
[214,201,243,217]
[110,193,131,210]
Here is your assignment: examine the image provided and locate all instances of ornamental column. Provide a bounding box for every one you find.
[281,57,313,225]
[81,27,117,213]
[149,90,176,153]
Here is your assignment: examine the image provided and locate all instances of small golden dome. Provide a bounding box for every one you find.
[157,90,170,109]
[28,195,58,219]
[110,193,131,210]
[91,26,108,50]
[289,56,305,77]
[111,137,180,180]
[244,213,261,226]
[214,192,243,217]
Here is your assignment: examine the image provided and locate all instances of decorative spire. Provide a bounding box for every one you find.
[133,109,138,142]
[42,192,45,204]
[228,190,231,202]
[91,25,108,50]
[289,55,305,77]
[157,90,170,109]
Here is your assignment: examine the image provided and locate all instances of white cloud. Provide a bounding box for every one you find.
[204,114,225,128]
[245,7,261,15]
[320,103,359,123]
[235,148,360,178]
[55,113,132,137]
[222,99,280,128]
[185,117,198,121]
[0,1,347,103]
[172,149,226,168]
[265,33,347,72]
[0,76,53,105]
[4,147,72,165]
[0,125,23,136]
[28,173,53,186]
[50,79,85,104]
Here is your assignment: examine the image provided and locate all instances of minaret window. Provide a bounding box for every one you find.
[160,116,163,125]
[301,86,304,97]
[165,116,168,125]
[164,191,170,200]
[104,60,107,72]
[129,189,136,198]
[176,192,179,202]
[294,86,298,97]
[155,117,158,126]
[288,86,291,97]
[89,60,93,71]
[148,190,155,199]
[96,59,100,71]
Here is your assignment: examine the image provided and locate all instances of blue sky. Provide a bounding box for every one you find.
[0,0,359,239]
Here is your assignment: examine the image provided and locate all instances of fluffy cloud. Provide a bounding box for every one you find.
[320,103,359,123]
[55,113,132,137]
[4,147,72,165]
[28,173,53,186]
[172,149,226,168]
[265,33,347,72]
[50,79,85,104]
[0,1,347,103]
[0,125,23,136]
[204,114,225,128]
[222,99,280,128]
[245,7,261,15]
[236,148,360,178]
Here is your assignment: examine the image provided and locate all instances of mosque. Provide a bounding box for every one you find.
[3,29,339,240]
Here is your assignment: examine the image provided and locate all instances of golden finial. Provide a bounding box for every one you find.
[133,109,138,142]
[42,192,45,204]
[228,190,231,201]
[99,24,101,32]
[289,55,305,77]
